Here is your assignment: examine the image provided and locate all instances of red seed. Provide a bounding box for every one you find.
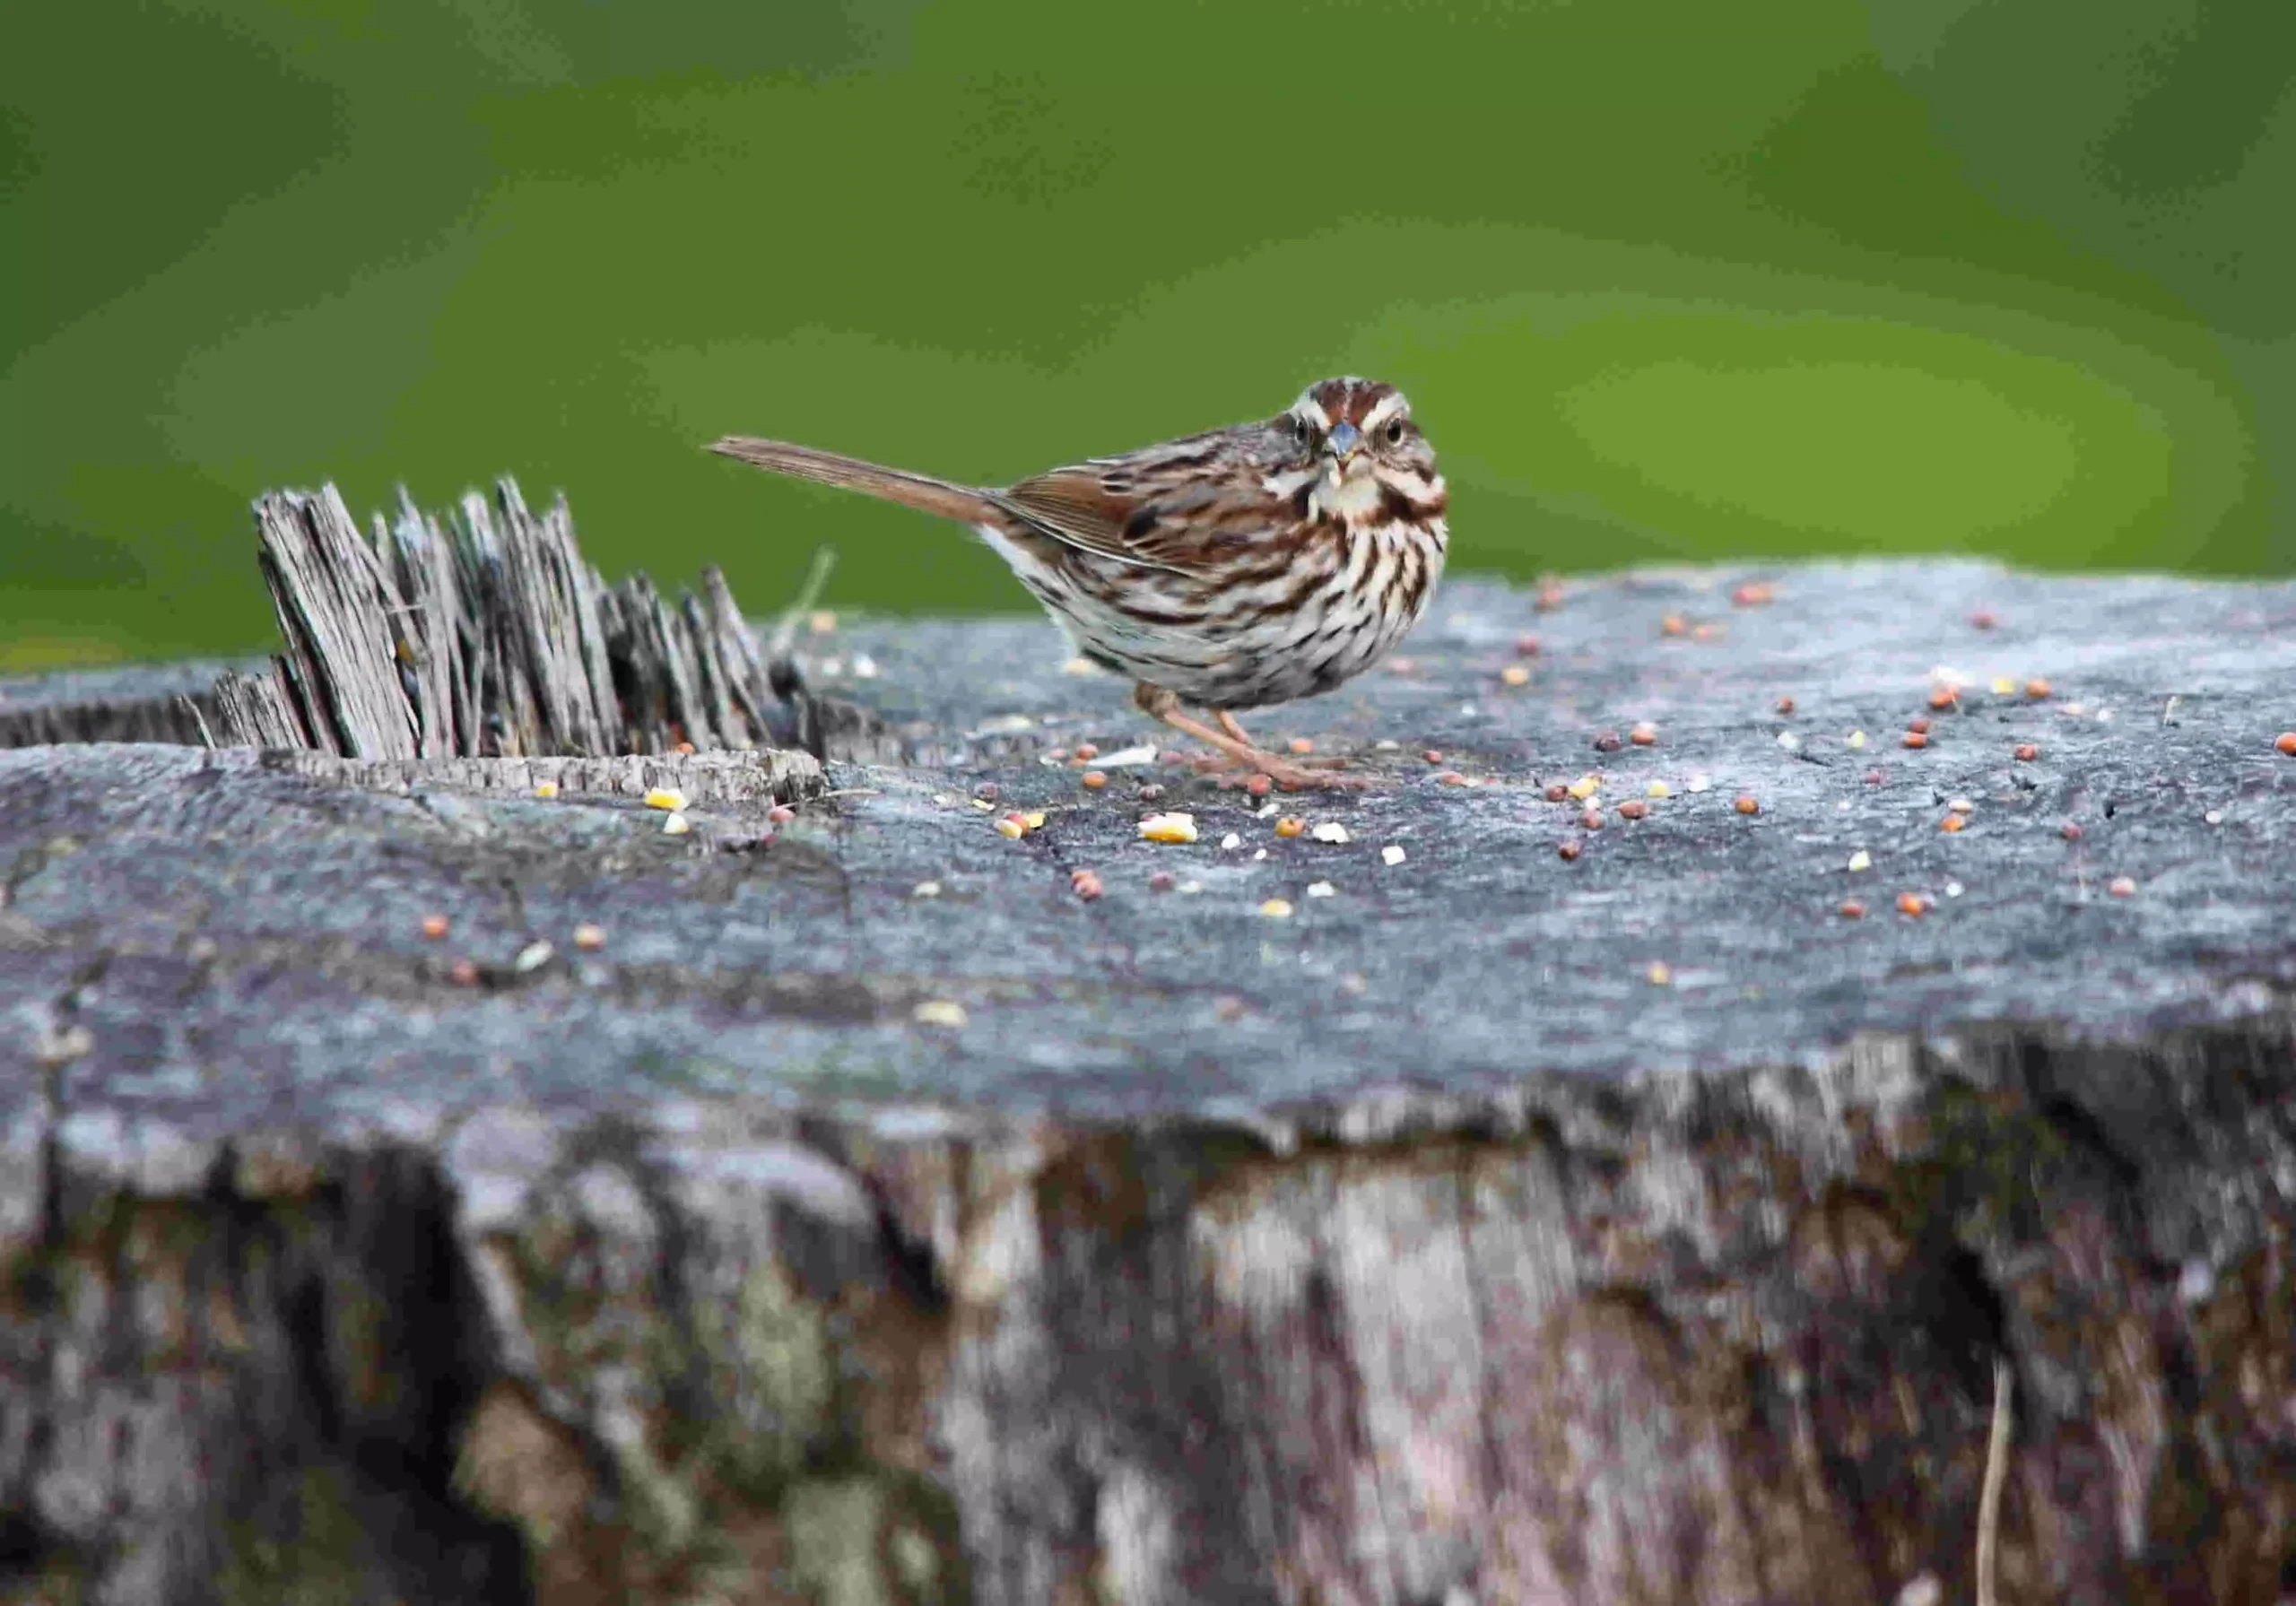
[1247,774,1273,796]
[1940,814,1966,833]
[448,957,481,985]
[2013,743,2039,761]
[1073,743,1100,761]
[1137,783,1165,802]
[1070,869,1104,900]
[1927,688,1957,711]
[1544,784,1570,803]
[1422,750,1445,764]
[1515,633,1542,656]
[2108,875,2137,898]
[1148,871,1175,892]
[1908,716,1933,734]
[573,924,607,951]
[1581,808,1605,829]
[674,740,696,755]
[1864,769,1884,785]
[1629,723,1658,746]
[1288,737,1315,755]
[1617,800,1648,820]
[2060,821,2083,841]
[1775,697,1796,716]
[1895,891,1926,917]
[1838,899,1866,919]
[1593,731,1622,752]
[420,913,449,940]
[2025,678,2053,699]
[974,781,1000,802]
[1902,732,1929,750]
[1660,612,1688,638]
[1558,839,1583,861]
[2277,733,2296,756]
[1436,771,1471,787]
[1970,610,1998,630]
[1081,770,1108,789]
[1732,580,1775,607]
[1734,794,1760,816]
[1535,578,1565,611]
[768,804,796,823]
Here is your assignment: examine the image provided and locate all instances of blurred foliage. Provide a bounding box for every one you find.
[4,0,2292,665]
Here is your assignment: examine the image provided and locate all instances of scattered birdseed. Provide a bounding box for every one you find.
[1579,807,1604,830]
[1647,781,1671,799]
[1071,869,1104,899]
[1734,794,1760,815]
[1516,634,1542,656]
[661,812,691,835]
[533,781,560,800]
[2061,821,2083,841]
[996,817,1026,840]
[1848,850,1871,872]
[1776,732,1801,751]
[1081,770,1108,789]
[1896,891,1927,916]
[768,805,796,823]
[1630,723,1658,746]
[1692,622,1726,641]
[514,940,554,974]
[1023,811,1047,829]
[1944,881,1964,898]
[2277,733,2296,756]
[1838,899,1866,918]
[1139,812,1199,844]
[1661,612,1689,637]
[1137,784,1165,802]
[644,787,689,812]
[1971,610,1997,629]
[1646,961,1673,985]
[1253,848,1268,861]
[1500,664,1531,687]
[1259,898,1294,918]
[1864,769,1884,784]
[1908,716,1932,734]
[1536,578,1565,610]
[1902,732,1929,750]
[1544,784,1570,803]
[1274,816,1306,838]
[572,923,606,951]
[1221,832,1242,850]
[1059,656,1098,675]
[1074,743,1100,761]
[1948,797,1975,813]
[1991,676,2017,696]
[1567,774,1600,800]
[1846,730,1867,750]
[1436,771,1473,787]
[807,610,838,635]
[2026,678,2053,699]
[1381,845,1406,866]
[1558,839,1583,861]
[1310,820,1352,844]
[1732,580,1775,606]
[1307,881,1336,898]
[913,881,943,898]
[1928,688,1959,711]
[448,958,481,986]
[1941,815,1966,833]
[1687,775,1711,793]
[1593,731,1622,752]
[2013,743,2039,761]
[2204,809,2224,826]
[674,741,697,755]
[1422,750,1444,763]
[914,999,968,1029]
[1149,871,1176,892]
[421,914,449,940]
[1776,696,1796,716]
[2109,875,2137,898]
[1247,775,1274,797]
[1617,800,1648,820]
[1289,737,1315,755]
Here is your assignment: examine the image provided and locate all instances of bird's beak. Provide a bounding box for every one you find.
[1326,421,1362,465]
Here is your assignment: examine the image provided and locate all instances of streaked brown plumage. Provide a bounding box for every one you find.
[710,377,1448,786]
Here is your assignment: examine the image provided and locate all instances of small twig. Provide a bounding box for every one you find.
[1977,1354,2013,1606]
[768,546,839,660]
[178,693,218,751]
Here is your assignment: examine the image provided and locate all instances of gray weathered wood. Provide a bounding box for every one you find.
[4,517,2296,1603]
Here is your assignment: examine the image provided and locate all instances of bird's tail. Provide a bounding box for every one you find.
[709,437,1001,526]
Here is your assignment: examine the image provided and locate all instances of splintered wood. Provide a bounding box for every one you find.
[209,481,786,759]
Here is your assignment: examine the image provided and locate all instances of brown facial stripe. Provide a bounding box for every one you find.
[1308,378,1397,426]
[1378,482,1446,523]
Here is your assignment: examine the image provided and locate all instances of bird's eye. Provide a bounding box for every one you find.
[1384,419,1406,446]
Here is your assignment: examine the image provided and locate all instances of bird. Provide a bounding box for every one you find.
[709,377,1448,787]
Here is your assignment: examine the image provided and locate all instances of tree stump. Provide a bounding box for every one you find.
[3,484,2294,1604]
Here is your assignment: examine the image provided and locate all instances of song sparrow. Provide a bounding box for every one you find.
[710,377,1448,786]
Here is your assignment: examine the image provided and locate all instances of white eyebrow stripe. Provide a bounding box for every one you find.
[1359,390,1408,434]
[1289,393,1333,431]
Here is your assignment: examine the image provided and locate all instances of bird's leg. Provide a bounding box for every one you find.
[1132,683,1347,789]
[1214,708,1344,768]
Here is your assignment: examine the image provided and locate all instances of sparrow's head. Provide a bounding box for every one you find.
[1277,378,1444,525]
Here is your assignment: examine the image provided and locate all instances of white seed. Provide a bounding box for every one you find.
[1309,821,1352,844]
[914,999,968,1028]
[1381,845,1407,866]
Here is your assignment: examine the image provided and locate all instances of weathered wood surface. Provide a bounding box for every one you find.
[4,528,2296,1603]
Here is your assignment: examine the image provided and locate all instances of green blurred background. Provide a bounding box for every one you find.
[4,0,2292,670]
